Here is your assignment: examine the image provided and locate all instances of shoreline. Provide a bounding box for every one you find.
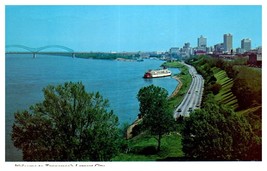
[126,74,182,139]
[126,118,142,139]
[168,76,183,99]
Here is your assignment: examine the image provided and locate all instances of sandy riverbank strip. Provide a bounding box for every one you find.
[126,118,142,139]
[168,76,183,99]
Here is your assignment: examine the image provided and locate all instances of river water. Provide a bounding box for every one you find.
[5,54,179,161]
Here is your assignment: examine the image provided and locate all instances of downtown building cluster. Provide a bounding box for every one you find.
[169,33,262,58]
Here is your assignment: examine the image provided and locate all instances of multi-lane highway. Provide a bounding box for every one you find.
[174,62,204,118]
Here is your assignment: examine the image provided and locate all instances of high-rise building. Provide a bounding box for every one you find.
[223,33,233,53]
[170,47,180,54]
[214,43,224,54]
[181,42,191,58]
[169,47,180,58]
[236,47,245,54]
[207,46,214,54]
[197,35,207,51]
[241,38,251,51]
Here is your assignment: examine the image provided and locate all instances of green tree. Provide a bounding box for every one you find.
[208,83,222,95]
[232,66,261,109]
[182,100,257,160]
[12,82,121,161]
[243,107,262,160]
[137,85,174,151]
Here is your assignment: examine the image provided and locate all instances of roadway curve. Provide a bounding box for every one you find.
[174,62,204,118]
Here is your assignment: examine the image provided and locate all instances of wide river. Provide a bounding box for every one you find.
[5,54,179,161]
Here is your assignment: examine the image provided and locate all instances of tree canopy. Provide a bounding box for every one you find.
[137,85,175,151]
[182,99,260,160]
[12,82,121,161]
[232,66,262,109]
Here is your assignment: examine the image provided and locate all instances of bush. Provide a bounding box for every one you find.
[209,83,222,95]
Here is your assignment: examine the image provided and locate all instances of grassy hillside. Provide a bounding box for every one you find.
[212,67,239,109]
[112,132,184,161]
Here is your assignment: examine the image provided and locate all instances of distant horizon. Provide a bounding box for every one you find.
[5,41,263,53]
[6,5,262,52]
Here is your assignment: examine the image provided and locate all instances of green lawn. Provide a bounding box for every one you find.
[212,67,238,109]
[112,132,184,161]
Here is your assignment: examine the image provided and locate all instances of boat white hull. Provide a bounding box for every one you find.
[143,69,172,78]
[150,73,172,78]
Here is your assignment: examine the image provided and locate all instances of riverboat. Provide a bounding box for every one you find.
[143,68,172,78]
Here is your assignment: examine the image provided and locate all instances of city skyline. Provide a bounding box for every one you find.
[6,5,262,52]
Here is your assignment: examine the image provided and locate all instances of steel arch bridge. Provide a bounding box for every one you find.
[5,45,74,53]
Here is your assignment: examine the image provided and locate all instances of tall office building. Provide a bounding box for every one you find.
[181,42,191,57]
[214,43,224,53]
[241,38,251,51]
[197,35,207,51]
[169,47,180,58]
[170,47,180,54]
[223,33,233,53]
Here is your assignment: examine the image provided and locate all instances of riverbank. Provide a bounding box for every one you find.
[75,52,134,60]
[126,118,142,139]
[168,76,183,99]
[127,61,191,139]
[127,75,183,139]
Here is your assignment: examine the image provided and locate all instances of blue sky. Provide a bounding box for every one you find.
[5,5,262,52]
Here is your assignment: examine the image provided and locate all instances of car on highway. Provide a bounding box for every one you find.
[188,107,193,112]
[178,108,182,112]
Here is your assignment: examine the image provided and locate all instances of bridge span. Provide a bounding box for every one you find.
[5,45,76,58]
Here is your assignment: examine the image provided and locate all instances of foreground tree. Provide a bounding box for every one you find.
[182,100,259,160]
[12,82,121,161]
[137,85,174,151]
